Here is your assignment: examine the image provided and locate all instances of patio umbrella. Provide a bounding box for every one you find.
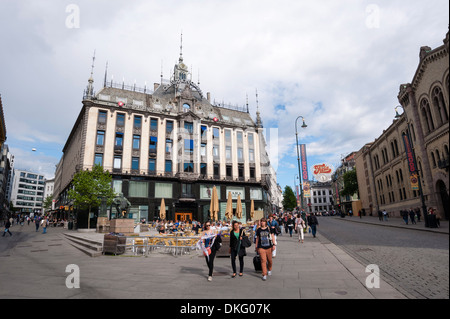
[160,198,166,221]
[236,194,243,219]
[250,200,255,220]
[209,186,219,221]
[225,191,233,221]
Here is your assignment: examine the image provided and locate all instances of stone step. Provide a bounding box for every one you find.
[62,233,103,257]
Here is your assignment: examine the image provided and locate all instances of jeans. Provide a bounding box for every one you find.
[204,248,217,276]
[230,249,244,274]
[3,229,12,236]
[310,224,317,237]
[35,224,39,231]
[288,227,293,237]
[42,227,47,234]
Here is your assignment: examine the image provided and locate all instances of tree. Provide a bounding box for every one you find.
[68,164,115,229]
[43,195,53,212]
[340,169,359,198]
[282,186,297,211]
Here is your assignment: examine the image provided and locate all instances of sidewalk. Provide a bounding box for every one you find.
[0,224,408,299]
[333,215,449,234]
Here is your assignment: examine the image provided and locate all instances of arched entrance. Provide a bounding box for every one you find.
[436,180,449,220]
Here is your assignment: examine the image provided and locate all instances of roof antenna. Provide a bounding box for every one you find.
[103,61,108,87]
[179,31,183,62]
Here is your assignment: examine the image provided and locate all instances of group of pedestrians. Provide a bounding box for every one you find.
[199,212,320,282]
[400,208,420,225]
[3,215,50,237]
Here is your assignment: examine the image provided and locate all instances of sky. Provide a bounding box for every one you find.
[0,0,448,191]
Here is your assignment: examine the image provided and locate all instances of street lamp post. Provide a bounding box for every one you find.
[395,106,428,227]
[295,116,307,212]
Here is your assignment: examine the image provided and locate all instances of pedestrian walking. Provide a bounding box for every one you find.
[35,216,40,232]
[255,218,276,281]
[27,216,31,226]
[295,213,306,243]
[382,209,388,221]
[415,207,421,222]
[267,214,279,258]
[307,213,319,238]
[200,221,221,282]
[401,210,409,224]
[229,221,246,278]
[286,215,295,237]
[41,217,49,234]
[378,210,383,221]
[409,208,416,224]
[3,220,12,237]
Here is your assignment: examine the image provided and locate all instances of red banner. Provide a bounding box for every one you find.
[300,144,308,182]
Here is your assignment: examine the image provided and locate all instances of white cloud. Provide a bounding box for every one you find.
[0,0,448,187]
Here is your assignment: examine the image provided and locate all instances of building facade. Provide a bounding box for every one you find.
[308,181,333,213]
[355,30,449,220]
[54,48,277,226]
[10,169,45,215]
[0,144,14,219]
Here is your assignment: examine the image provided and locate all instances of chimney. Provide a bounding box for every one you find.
[207,92,211,102]
[154,83,160,91]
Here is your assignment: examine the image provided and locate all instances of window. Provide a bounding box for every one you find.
[214,164,220,176]
[150,118,158,131]
[166,121,173,134]
[131,157,140,170]
[226,165,232,177]
[248,133,254,147]
[94,153,103,166]
[200,163,207,175]
[165,160,172,173]
[225,130,231,143]
[113,156,122,169]
[237,148,244,161]
[155,183,173,198]
[149,159,156,172]
[184,122,193,134]
[185,139,194,154]
[213,127,220,139]
[226,146,232,159]
[149,136,157,151]
[184,162,194,173]
[181,183,192,195]
[213,145,219,158]
[166,139,173,153]
[249,149,255,162]
[134,115,142,129]
[238,164,244,178]
[116,113,125,127]
[98,110,107,124]
[201,125,207,138]
[201,143,206,156]
[250,167,255,178]
[96,131,105,146]
[115,133,124,147]
[128,181,149,198]
[133,135,141,149]
[237,131,243,144]
[183,103,191,112]
[112,180,122,194]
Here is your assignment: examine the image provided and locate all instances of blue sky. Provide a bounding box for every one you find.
[0,0,448,192]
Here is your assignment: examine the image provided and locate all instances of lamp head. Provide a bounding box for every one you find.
[301,119,307,128]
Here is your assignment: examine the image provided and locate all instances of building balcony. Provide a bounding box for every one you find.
[438,157,450,170]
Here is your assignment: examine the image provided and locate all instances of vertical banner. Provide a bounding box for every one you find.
[300,144,309,182]
[303,181,311,198]
[335,183,340,205]
[296,186,300,207]
[401,132,419,190]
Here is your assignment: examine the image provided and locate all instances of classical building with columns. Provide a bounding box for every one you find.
[54,47,279,227]
[355,30,449,220]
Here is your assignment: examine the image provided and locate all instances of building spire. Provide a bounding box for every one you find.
[85,50,96,99]
[103,61,108,87]
[256,89,262,128]
[179,31,183,63]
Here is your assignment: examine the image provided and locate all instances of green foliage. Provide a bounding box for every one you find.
[282,185,297,211]
[43,195,53,211]
[68,165,115,228]
[340,169,359,197]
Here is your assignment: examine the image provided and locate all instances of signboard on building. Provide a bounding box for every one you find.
[303,181,311,198]
[401,132,419,190]
[312,163,334,183]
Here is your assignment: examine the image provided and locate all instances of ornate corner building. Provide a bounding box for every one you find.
[53,46,280,227]
[355,30,449,220]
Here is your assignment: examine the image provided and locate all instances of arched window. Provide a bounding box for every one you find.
[432,86,448,126]
[421,99,434,133]
[394,139,399,157]
[431,152,436,167]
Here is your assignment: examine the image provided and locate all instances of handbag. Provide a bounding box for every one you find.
[241,235,252,248]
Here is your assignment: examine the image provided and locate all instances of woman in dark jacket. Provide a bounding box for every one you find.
[229,221,246,278]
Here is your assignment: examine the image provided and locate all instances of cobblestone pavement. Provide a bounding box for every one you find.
[318,217,449,299]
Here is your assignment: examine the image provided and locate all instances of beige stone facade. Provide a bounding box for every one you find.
[356,31,449,220]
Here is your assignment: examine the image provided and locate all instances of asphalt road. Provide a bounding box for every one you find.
[316,217,449,299]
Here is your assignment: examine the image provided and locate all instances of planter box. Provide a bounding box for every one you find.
[103,234,126,255]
